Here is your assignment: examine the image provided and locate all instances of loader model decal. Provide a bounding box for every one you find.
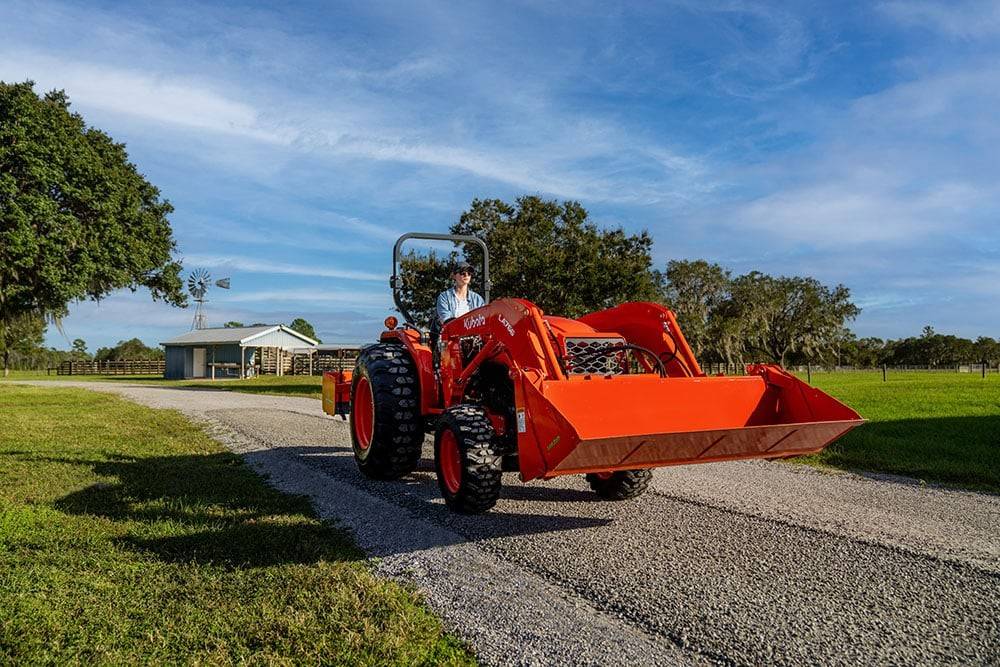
[498,314,516,337]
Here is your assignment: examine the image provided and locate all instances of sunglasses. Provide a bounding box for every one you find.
[455,269,472,276]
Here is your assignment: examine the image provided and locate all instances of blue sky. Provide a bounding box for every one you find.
[2,0,998,349]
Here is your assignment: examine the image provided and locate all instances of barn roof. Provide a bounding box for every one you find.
[161,325,318,347]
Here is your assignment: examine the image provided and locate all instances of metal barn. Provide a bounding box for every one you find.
[161,325,318,379]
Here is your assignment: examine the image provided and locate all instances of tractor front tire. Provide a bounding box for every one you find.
[586,469,652,500]
[351,343,423,480]
[434,405,503,513]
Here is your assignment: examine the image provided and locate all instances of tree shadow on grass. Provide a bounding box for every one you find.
[47,427,623,565]
[52,452,362,568]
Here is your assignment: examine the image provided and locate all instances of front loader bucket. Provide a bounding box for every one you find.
[519,365,863,480]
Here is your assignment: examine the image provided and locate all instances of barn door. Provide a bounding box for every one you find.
[192,348,206,377]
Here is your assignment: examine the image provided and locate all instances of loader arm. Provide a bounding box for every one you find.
[578,302,703,377]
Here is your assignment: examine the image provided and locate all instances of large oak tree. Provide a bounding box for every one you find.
[712,272,860,366]
[0,82,185,374]
[398,196,662,326]
[661,259,731,359]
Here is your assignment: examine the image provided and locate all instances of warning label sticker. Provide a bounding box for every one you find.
[516,409,527,433]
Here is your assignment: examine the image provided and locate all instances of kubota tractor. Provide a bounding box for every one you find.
[322,233,863,513]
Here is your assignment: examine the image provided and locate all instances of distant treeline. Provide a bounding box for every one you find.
[834,327,1000,368]
[661,261,999,367]
[4,323,997,375]
[2,337,163,373]
[4,319,319,373]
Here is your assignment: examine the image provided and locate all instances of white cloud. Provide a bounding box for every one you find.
[180,254,384,281]
[931,262,1000,297]
[46,292,193,349]
[854,293,924,311]
[878,1,1000,38]
[0,40,712,205]
[222,288,389,309]
[730,178,984,243]
[696,2,819,99]
[332,55,448,86]
[711,49,1000,250]
[0,51,288,142]
[850,66,1000,137]
[177,204,405,252]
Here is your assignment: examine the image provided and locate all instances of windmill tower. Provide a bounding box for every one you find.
[187,269,231,329]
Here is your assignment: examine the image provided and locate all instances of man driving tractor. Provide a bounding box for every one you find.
[436,261,485,324]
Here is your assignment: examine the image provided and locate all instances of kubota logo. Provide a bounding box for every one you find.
[463,314,486,329]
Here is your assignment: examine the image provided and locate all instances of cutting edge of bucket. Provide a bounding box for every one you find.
[543,418,864,478]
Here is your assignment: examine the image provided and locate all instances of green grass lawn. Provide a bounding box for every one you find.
[1,370,324,400]
[793,371,1000,493]
[0,370,165,381]
[0,384,472,665]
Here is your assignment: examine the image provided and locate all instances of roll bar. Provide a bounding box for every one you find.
[390,232,491,326]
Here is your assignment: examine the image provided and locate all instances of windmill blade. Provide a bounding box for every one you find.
[215,278,231,289]
[187,268,211,299]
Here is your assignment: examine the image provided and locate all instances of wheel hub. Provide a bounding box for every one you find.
[439,429,462,494]
[353,375,374,450]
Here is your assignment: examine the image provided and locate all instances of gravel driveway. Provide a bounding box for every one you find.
[23,382,1000,665]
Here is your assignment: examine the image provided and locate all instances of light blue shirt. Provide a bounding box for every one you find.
[436,288,485,324]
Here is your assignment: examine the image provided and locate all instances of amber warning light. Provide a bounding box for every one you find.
[384,316,398,330]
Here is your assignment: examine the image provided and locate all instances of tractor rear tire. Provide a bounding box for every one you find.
[350,343,423,480]
[434,405,503,513]
[585,469,652,500]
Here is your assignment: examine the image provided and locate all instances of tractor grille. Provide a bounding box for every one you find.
[564,337,627,375]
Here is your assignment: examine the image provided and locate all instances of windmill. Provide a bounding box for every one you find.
[187,269,231,329]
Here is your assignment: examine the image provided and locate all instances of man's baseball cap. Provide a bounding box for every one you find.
[452,261,474,274]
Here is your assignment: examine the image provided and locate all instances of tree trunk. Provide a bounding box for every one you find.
[0,322,7,377]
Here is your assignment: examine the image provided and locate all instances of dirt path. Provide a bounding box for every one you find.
[18,381,1000,665]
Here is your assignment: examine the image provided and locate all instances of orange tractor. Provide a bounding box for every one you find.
[323,233,863,513]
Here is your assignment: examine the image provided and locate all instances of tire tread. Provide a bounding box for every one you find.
[435,405,503,513]
[585,469,652,500]
[352,343,423,480]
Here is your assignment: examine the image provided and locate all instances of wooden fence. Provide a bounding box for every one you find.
[702,362,748,376]
[290,349,360,375]
[702,362,999,375]
[57,360,166,376]
[787,363,1000,373]
[259,348,293,376]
